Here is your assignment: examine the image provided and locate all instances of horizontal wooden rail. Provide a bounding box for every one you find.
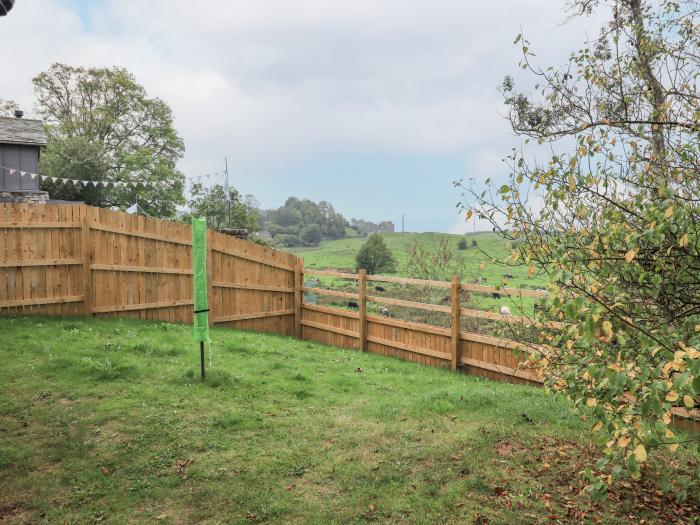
[301,319,359,339]
[367,315,451,337]
[302,303,360,319]
[303,269,359,280]
[459,307,565,329]
[0,258,82,268]
[366,334,451,360]
[366,274,451,288]
[460,283,548,298]
[90,223,192,246]
[1,222,81,229]
[0,295,84,308]
[212,309,295,324]
[366,294,451,314]
[91,264,193,275]
[212,282,294,293]
[302,287,359,300]
[211,245,295,272]
[93,299,194,314]
[460,356,542,382]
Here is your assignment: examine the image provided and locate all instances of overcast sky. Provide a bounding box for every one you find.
[0,0,603,232]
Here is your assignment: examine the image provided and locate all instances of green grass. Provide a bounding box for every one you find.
[0,317,697,524]
[290,232,547,317]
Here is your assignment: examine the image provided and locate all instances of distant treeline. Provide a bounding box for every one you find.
[258,197,394,247]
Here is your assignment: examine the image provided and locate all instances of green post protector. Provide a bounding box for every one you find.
[192,217,210,343]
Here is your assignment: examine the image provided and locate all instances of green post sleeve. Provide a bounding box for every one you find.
[192,217,210,343]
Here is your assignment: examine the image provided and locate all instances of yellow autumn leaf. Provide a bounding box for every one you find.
[586,398,598,407]
[466,209,473,220]
[668,443,679,453]
[479,262,486,271]
[624,250,636,263]
[666,391,679,402]
[633,444,647,463]
[568,174,576,192]
[683,395,695,409]
[679,233,689,248]
[617,435,631,448]
[602,320,613,340]
[592,421,603,432]
[664,206,674,219]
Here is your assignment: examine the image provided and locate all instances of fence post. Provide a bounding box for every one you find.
[294,258,304,339]
[358,269,367,351]
[81,215,93,317]
[450,275,460,369]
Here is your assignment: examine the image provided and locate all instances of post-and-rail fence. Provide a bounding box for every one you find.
[1,203,697,432]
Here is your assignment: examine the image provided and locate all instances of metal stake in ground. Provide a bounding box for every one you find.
[192,217,210,382]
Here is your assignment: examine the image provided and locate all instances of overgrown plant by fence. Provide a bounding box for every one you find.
[1,203,697,432]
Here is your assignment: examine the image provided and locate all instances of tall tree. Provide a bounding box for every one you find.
[188,182,259,231]
[34,64,185,217]
[458,0,699,497]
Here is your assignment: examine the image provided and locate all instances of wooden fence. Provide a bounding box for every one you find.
[1,203,696,431]
[0,203,298,335]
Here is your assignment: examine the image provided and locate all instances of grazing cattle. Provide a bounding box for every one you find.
[500,305,512,316]
[491,292,501,299]
[503,273,514,279]
[378,306,391,317]
[374,286,386,293]
[347,301,359,309]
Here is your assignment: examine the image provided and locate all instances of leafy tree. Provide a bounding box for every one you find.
[188,183,259,231]
[458,0,699,497]
[0,98,18,117]
[355,234,397,275]
[457,238,468,250]
[34,63,185,217]
[404,238,466,281]
[300,224,322,246]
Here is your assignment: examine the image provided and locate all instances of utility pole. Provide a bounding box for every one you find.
[401,214,405,233]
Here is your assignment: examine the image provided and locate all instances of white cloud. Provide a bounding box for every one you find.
[0,0,605,228]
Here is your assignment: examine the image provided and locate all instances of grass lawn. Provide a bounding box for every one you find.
[1,317,697,524]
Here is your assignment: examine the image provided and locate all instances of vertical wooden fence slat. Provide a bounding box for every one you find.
[450,275,460,370]
[81,214,93,317]
[358,268,367,351]
[294,258,303,339]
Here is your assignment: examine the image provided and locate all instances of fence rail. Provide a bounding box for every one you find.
[1,203,696,432]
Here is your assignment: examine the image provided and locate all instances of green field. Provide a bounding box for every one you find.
[1,317,697,524]
[290,232,547,318]
[290,232,546,287]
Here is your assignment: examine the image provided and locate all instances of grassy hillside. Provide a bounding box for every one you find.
[1,317,696,524]
[290,232,546,289]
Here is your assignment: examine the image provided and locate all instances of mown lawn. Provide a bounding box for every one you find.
[0,317,697,524]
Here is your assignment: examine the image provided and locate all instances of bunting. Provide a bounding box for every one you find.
[0,166,177,189]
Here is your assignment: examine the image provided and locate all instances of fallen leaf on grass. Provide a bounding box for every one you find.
[173,458,193,476]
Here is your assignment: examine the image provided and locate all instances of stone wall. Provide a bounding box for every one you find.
[0,191,49,204]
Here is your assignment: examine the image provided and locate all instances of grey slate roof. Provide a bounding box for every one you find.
[0,117,48,146]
